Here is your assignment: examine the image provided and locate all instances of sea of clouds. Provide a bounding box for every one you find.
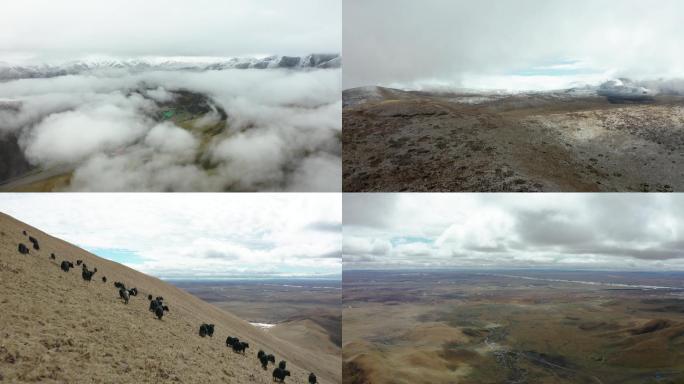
[0,68,341,191]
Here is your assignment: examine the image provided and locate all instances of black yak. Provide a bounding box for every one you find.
[119,287,130,304]
[28,236,39,250]
[128,288,138,296]
[147,294,153,300]
[81,265,97,281]
[50,253,56,260]
[259,354,269,370]
[22,230,27,236]
[76,260,82,266]
[60,260,74,272]
[149,298,169,320]
[258,352,275,370]
[154,305,169,320]
[226,336,238,347]
[279,361,287,370]
[102,276,107,283]
[199,323,215,337]
[308,373,317,384]
[233,341,249,354]
[114,282,126,290]
[272,367,290,382]
[18,243,29,254]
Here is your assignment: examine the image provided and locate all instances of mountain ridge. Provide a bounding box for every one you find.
[0,53,341,81]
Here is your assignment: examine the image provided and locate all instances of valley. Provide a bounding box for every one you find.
[342,270,684,384]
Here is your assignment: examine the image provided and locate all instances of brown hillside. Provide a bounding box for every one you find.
[0,212,339,383]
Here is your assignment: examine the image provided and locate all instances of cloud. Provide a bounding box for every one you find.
[343,194,684,270]
[0,68,341,191]
[0,0,341,60]
[23,94,152,165]
[344,0,684,90]
[0,193,341,278]
[307,221,343,233]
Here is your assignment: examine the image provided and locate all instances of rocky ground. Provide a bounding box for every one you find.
[343,87,684,191]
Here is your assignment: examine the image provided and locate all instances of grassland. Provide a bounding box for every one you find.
[342,270,684,384]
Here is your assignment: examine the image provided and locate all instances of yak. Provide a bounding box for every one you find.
[76,260,82,266]
[18,243,29,254]
[272,367,291,383]
[308,373,317,384]
[226,336,238,347]
[28,236,39,250]
[50,253,56,260]
[149,298,169,320]
[60,260,74,272]
[154,305,165,320]
[119,287,130,304]
[128,288,138,296]
[258,352,275,370]
[81,265,97,281]
[279,361,287,370]
[102,276,107,283]
[199,323,215,337]
[232,341,249,354]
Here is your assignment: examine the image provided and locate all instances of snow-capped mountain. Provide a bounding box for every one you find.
[0,54,341,81]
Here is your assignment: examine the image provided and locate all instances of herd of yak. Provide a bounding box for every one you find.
[15,230,319,384]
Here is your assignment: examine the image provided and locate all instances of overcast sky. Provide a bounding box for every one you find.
[0,194,341,279]
[344,194,684,271]
[0,0,341,63]
[344,0,684,90]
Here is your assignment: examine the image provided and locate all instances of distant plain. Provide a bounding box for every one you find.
[343,270,684,384]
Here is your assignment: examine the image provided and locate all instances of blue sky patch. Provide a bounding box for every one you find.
[509,60,600,77]
[86,247,145,264]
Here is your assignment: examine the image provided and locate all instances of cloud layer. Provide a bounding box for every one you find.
[0,0,340,61]
[344,0,684,90]
[0,68,341,191]
[0,194,341,278]
[343,194,684,270]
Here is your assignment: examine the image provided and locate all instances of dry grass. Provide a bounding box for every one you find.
[0,212,339,383]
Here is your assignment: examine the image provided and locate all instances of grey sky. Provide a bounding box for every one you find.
[343,0,684,90]
[343,194,684,270]
[0,194,341,279]
[0,0,341,62]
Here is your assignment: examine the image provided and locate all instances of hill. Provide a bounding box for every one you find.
[0,212,338,383]
[343,86,684,192]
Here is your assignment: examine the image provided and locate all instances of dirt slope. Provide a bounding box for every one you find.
[0,212,338,383]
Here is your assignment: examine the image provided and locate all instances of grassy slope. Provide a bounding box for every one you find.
[0,212,338,383]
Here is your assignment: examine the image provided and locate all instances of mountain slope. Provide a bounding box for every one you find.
[0,212,339,383]
[343,86,684,192]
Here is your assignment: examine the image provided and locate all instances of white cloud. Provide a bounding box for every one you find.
[144,122,198,155]
[0,68,341,191]
[344,0,684,90]
[0,0,341,61]
[0,193,341,278]
[343,194,684,270]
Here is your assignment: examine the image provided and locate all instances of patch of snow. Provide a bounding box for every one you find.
[250,322,277,329]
